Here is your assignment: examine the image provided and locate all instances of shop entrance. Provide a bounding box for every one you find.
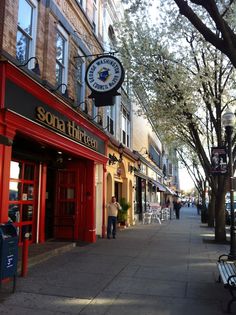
[45,167,56,240]
[54,169,78,240]
[8,160,38,245]
[115,182,122,203]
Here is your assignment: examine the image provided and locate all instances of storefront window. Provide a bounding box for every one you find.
[10,161,23,179]
[23,184,34,200]
[24,164,35,180]
[9,182,21,200]
[8,204,20,223]
[22,205,33,221]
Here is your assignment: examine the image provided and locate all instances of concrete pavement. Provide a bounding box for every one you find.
[0,206,234,314]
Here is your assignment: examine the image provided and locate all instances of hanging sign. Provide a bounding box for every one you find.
[211,147,227,175]
[85,55,125,107]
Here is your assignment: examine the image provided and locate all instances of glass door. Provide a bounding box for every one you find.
[8,160,38,244]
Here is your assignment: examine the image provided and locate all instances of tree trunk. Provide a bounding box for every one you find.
[214,177,227,242]
[207,193,215,228]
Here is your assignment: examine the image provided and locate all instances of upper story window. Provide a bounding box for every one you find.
[16,0,38,64]
[75,54,85,106]
[121,107,131,148]
[106,106,114,135]
[56,26,68,92]
[168,163,173,176]
[77,0,86,10]
[149,145,161,168]
[92,0,98,35]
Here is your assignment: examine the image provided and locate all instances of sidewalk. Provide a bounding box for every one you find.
[0,206,233,314]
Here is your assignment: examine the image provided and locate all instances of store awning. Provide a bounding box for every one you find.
[148,179,166,192]
[164,186,177,195]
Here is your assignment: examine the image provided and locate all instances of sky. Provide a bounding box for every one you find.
[178,168,195,192]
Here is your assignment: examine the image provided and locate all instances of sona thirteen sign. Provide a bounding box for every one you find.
[85,55,125,106]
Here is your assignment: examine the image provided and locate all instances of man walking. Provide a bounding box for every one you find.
[107,196,121,239]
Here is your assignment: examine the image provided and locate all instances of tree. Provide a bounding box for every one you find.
[171,0,236,68]
[117,7,236,241]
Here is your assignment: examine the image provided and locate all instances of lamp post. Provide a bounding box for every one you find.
[222,109,236,260]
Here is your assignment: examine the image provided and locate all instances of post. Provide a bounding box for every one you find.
[226,126,236,260]
[21,232,30,277]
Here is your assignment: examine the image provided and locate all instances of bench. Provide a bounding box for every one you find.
[217,254,236,313]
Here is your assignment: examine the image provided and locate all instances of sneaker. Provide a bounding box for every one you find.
[113,236,116,239]
[107,236,111,239]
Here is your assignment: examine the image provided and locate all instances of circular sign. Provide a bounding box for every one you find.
[85,55,125,93]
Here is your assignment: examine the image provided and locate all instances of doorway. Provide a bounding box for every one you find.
[45,167,56,240]
[115,181,122,203]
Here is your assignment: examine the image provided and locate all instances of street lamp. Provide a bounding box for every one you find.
[222,109,236,260]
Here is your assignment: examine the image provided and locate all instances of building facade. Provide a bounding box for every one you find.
[0,0,111,244]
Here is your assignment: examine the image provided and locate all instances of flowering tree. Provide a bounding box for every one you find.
[117,4,236,241]
[172,0,236,67]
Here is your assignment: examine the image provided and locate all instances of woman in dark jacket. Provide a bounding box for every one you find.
[174,200,182,219]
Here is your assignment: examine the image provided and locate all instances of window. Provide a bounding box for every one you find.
[56,26,68,91]
[121,107,131,147]
[16,0,38,64]
[92,0,98,35]
[106,106,114,135]
[168,163,173,176]
[76,0,86,10]
[149,145,161,167]
[75,54,85,106]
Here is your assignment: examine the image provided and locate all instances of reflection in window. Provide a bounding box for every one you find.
[9,182,21,200]
[22,205,33,221]
[75,57,85,104]
[10,161,22,179]
[56,32,66,88]
[8,204,20,223]
[16,0,35,64]
[23,184,34,200]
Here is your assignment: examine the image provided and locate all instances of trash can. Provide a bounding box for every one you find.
[0,223,18,291]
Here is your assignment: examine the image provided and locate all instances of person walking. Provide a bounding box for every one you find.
[107,196,121,239]
[174,199,182,219]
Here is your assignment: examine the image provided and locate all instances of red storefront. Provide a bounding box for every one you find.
[0,61,108,245]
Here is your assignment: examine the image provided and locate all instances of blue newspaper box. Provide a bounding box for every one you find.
[0,223,18,280]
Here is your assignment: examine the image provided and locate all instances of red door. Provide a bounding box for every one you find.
[54,169,78,240]
[8,160,38,245]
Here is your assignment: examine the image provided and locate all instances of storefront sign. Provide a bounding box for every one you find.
[5,80,105,154]
[86,56,124,93]
[211,147,227,175]
[36,106,98,150]
[85,55,125,107]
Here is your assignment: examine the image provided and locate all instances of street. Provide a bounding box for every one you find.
[0,206,232,314]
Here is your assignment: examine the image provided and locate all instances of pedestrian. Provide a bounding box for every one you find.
[174,200,182,219]
[107,196,121,239]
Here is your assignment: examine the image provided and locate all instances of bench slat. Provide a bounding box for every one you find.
[217,261,236,286]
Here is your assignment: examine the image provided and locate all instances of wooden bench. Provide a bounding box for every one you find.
[217,254,236,313]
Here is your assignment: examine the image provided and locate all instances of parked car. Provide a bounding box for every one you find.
[225,202,236,225]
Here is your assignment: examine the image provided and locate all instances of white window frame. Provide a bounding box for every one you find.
[106,106,115,135]
[121,107,131,148]
[76,0,86,10]
[92,0,98,36]
[75,50,85,108]
[16,0,38,69]
[56,25,69,93]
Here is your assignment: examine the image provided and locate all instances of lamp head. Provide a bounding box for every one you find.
[222,109,235,128]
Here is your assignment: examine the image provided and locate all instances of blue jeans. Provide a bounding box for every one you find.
[107,216,117,238]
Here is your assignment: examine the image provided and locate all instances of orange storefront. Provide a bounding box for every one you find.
[0,61,108,245]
